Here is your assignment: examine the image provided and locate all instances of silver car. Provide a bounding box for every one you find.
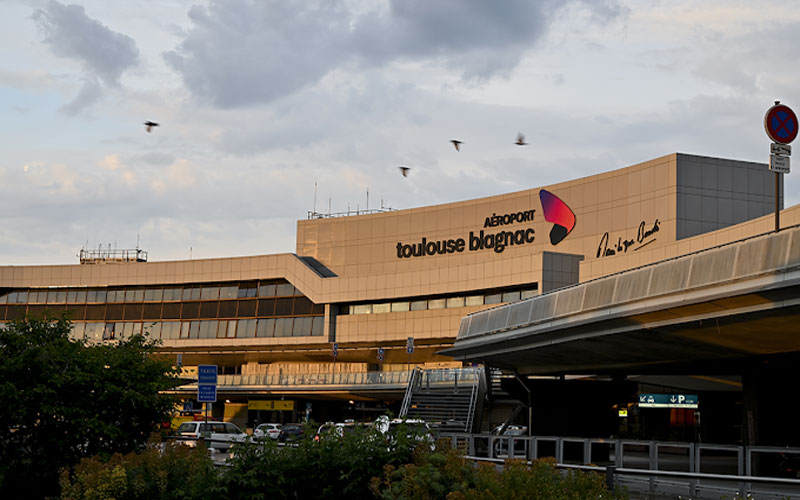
[176,421,248,450]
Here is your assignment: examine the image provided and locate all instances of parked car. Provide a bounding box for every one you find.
[280,423,305,442]
[175,421,248,450]
[315,420,363,440]
[253,423,282,440]
[492,424,528,457]
[373,417,435,450]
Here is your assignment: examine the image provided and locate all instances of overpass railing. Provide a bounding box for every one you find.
[177,370,412,390]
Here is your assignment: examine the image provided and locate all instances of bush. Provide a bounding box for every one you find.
[59,438,217,500]
[372,451,628,500]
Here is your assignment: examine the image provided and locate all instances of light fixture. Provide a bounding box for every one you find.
[348,400,355,405]
[225,399,231,404]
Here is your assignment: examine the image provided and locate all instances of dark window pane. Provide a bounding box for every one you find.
[26,305,47,319]
[275,298,293,316]
[65,305,86,321]
[6,305,25,321]
[293,297,312,315]
[311,303,325,315]
[181,302,201,319]
[162,302,181,319]
[258,283,276,297]
[106,304,125,321]
[257,299,275,317]
[85,304,106,321]
[199,301,219,319]
[218,301,236,318]
[142,303,162,320]
[237,299,257,317]
[123,304,144,320]
[238,284,257,298]
[276,283,295,296]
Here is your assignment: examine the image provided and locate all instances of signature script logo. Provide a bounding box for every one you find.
[596,219,660,258]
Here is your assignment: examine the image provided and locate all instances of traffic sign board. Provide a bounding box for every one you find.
[770,154,790,173]
[198,384,217,403]
[406,337,414,354]
[765,103,798,144]
[638,393,698,409]
[198,365,218,384]
[771,143,792,156]
[377,347,385,362]
[332,342,339,358]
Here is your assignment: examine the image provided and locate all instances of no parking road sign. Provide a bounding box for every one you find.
[765,103,798,145]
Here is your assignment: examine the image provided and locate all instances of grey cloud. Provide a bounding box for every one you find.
[136,152,176,166]
[166,0,625,108]
[33,1,139,86]
[59,78,102,115]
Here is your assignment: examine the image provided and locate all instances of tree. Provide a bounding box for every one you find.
[0,317,179,499]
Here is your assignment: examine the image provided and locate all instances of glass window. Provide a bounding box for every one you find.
[111,290,125,303]
[238,285,257,298]
[311,303,325,315]
[520,289,537,300]
[124,289,136,302]
[145,322,162,339]
[103,323,116,341]
[446,297,465,308]
[219,286,237,300]
[86,290,97,303]
[484,294,502,305]
[181,302,201,319]
[74,290,87,303]
[218,301,236,318]
[257,318,275,337]
[410,300,427,311]
[95,290,107,303]
[67,290,78,303]
[373,303,390,314]
[226,320,237,338]
[293,297,312,315]
[465,295,483,306]
[162,302,181,319]
[199,320,215,339]
[199,301,219,318]
[352,304,372,315]
[0,293,7,304]
[124,322,140,337]
[391,302,410,312]
[200,286,219,300]
[237,299,257,317]
[182,286,200,301]
[258,283,277,297]
[123,304,143,320]
[69,322,85,340]
[163,288,181,301]
[238,319,256,338]
[275,283,295,296]
[502,291,521,303]
[189,321,200,339]
[311,316,325,336]
[428,298,446,310]
[143,303,162,319]
[275,298,293,316]
[28,291,40,304]
[257,299,275,316]
[213,320,226,338]
[162,322,180,340]
[180,322,190,339]
[144,288,163,302]
[106,304,124,321]
[85,323,103,342]
[133,289,145,302]
[292,317,312,336]
[274,318,293,337]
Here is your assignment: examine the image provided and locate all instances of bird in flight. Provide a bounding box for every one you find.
[144,121,159,133]
[398,166,411,178]
[450,139,462,151]
[515,133,528,146]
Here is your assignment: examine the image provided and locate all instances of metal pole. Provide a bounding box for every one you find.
[775,172,780,232]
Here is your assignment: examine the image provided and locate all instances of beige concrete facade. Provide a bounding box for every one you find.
[0,153,788,363]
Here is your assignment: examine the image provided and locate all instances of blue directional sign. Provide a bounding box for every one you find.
[406,337,414,354]
[197,365,218,403]
[638,394,698,409]
[377,347,385,362]
[332,342,339,358]
[198,384,217,403]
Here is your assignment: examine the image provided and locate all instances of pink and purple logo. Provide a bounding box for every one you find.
[539,189,575,245]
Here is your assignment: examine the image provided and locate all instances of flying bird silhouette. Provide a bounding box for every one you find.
[144,121,159,133]
[515,133,528,146]
[450,139,462,151]
[398,166,411,177]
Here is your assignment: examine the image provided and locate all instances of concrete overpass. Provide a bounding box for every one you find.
[443,225,800,446]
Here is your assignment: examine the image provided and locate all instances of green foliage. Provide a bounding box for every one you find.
[59,439,216,500]
[0,317,180,499]
[372,451,628,500]
[211,422,425,500]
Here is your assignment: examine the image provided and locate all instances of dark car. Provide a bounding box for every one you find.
[280,423,304,442]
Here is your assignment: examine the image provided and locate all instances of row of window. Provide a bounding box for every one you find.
[61,316,326,342]
[346,288,537,315]
[0,297,324,322]
[0,280,303,305]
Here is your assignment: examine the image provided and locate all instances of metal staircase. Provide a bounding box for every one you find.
[399,367,485,433]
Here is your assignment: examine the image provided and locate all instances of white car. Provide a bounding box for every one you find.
[253,423,282,440]
[175,421,248,450]
[373,417,435,449]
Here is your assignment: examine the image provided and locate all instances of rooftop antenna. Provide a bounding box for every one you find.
[313,182,318,216]
[329,196,331,216]
[190,246,192,260]
[366,188,369,211]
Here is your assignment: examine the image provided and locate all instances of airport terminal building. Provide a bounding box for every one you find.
[1,152,796,444]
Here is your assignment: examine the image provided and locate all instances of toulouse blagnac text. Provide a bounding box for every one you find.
[396,229,536,258]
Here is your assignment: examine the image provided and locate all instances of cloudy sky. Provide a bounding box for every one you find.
[2,0,799,264]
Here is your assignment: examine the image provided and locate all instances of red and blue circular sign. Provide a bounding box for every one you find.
[765,103,798,144]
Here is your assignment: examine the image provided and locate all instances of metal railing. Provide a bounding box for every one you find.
[444,433,800,499]
[207,370,412,388]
